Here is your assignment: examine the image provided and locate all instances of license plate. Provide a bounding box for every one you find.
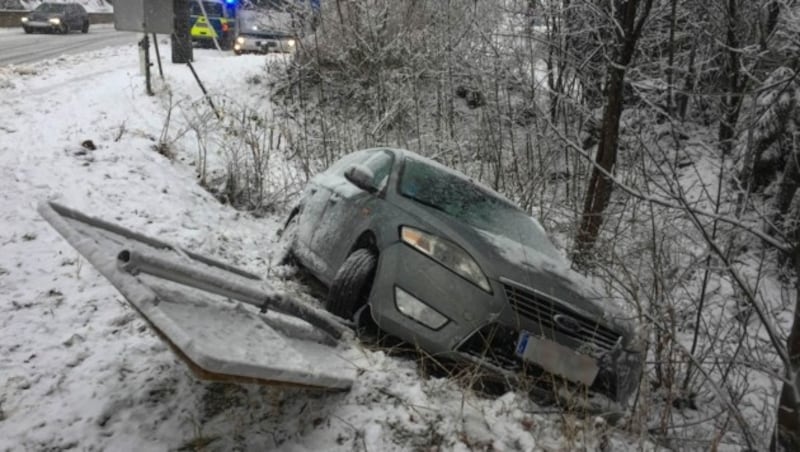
[516,331,599,385]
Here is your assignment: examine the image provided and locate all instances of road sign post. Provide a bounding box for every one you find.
[172,0,192,63]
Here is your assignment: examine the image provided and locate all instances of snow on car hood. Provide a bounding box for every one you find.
[472,228,635,332]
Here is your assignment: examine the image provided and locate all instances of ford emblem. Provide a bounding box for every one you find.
[553,314,583,335]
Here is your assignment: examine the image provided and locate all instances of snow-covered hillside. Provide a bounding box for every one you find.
[0,40,655,450]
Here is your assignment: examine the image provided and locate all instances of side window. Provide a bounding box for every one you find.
[361,150,394,191]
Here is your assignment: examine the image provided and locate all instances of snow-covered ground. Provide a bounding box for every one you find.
[0,42,655,450]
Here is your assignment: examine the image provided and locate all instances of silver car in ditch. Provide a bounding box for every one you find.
[282,148,643,409]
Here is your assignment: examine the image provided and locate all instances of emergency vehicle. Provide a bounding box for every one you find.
[190,0,237,49]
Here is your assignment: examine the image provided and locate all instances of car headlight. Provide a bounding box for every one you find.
[236,36,245,45]
[49,17,61,25]
[400,226,492,293]
[286,39,296,47]
[21,17,29,23]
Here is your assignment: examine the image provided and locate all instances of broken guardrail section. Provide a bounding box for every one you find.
[38,201,356,390]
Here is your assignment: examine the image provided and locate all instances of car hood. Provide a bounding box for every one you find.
[239,29,293,39]
[393,197,636,337]
[472,228,627,319]
[30,12,64,21]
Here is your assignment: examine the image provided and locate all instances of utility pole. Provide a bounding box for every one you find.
[172,0,192,63]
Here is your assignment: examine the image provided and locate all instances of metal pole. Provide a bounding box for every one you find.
[139,34,153,96]
[117,249,350,340]
[152,33,164,79]
[185,60,221,120]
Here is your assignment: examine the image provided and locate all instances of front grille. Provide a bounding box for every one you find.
[503,283,621,353]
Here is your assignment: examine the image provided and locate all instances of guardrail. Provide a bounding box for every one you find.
[0,11,114,28]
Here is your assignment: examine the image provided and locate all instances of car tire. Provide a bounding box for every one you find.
[61,23,69,34]
[326,249,377,320]
[81,21,89,33]
[23,26,31,34]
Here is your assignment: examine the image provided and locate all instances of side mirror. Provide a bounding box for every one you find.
[344,164,378,193]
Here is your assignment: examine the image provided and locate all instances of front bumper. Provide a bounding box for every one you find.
[22,21,63,31]
[191,29,233,47]
[234,36,295,54]
[369,241,643,404]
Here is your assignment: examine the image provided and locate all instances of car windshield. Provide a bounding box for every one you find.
[239,9,292,33]
[399,157,562,259]
[190,2,224,16]
[35,3,67,12]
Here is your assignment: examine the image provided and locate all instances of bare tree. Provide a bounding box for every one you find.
[573,0,654,262]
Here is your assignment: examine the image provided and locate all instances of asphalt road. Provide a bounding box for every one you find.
[0,24,139,66]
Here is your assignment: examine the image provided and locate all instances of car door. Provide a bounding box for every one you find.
[72,5,82,29]
[63,5,72,28]
[66,5,78,29]
[77,5,87,28]
[293,180,329,275]
[294,150,372,279]
[312,149,395,280]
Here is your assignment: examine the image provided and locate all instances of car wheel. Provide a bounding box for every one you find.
[326,249,377,320]
[81,21,89,33]
[23,26,31,34]
[61,23,69,34]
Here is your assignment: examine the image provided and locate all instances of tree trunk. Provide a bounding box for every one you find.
[574,65,626,257]
[574,0,653,261]
[718,0,744,156]
[665,0,678,115]
[772,150,800,234]
[772,248,800,451]
[676,39,697,121]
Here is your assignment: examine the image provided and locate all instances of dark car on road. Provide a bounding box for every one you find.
[21,2,89,34]
[281,147,644,412]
